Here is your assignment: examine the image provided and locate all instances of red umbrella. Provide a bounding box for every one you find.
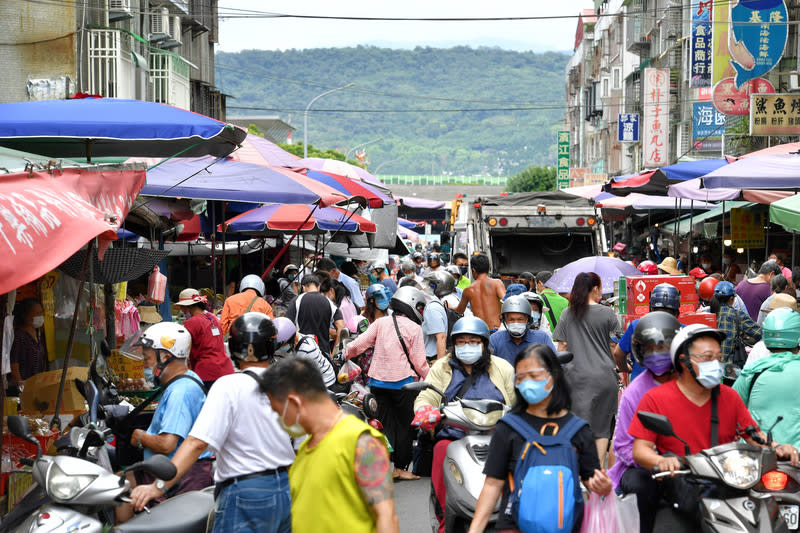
[304,170,392,209]
[222,203,377,234]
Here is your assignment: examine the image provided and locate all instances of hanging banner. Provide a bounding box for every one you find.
[712,77,776,115]
[556,130,570,189]
[642,68,670,167]
[750,93,800,135]
[711,0,735,86]
[618,114,640,142]
[692,102,726,151]
[690,0,713,87]
[730,207,765,248]
[729,0,788,89]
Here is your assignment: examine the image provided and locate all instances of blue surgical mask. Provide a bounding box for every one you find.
[702,263,711,270]
[454,344,483,364]
[143,366,154,383]
[287,274,296,282]
[517,379,552,405]
[530,312,541,324]
[722,258,731,266]
[642,352,673,376]
[276,343,292,355]
[374,297,390,311]
[368,273,378,284]
[696,360,722,388]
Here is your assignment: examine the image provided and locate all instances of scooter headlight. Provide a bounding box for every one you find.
[709,449,761,489]
[47,462,96,501]
[447,459,464,486]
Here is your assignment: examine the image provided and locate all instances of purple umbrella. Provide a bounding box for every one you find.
[703,154,800,189]
[668,178,740,201]
[545,256,641,294]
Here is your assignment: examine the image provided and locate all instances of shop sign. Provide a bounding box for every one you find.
[690,0,712,88]
[750,93,800,135]
[730,207,764,248]
[730,0,788,88]
[618,114,639,142]
[711,0,735,86]
[557,130,570,189]
[642,68,670,167]
[692,102,726,151]
[712,77,775,115]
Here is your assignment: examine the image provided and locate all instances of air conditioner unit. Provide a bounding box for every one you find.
[789,72,800,92]
[149,8,170,40]
[109,0,131,14]
[169,16,182,44]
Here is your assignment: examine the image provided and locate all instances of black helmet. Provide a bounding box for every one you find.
[649,283,680,314]
[631,311,681,365]
[229,312,277,363]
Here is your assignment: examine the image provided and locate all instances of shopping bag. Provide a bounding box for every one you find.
[615,493,639,533]
[336,359,362,383]
[579,492,616,533]
[147,266,167,304]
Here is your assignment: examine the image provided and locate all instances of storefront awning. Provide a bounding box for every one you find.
[660,201,753,236]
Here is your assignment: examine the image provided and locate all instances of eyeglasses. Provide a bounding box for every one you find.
[454,339,483,347]
[688,352,722,362]
[515,369,550,383]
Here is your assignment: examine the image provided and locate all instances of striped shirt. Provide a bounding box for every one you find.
[345,315,429,382]
[295,335,336,386]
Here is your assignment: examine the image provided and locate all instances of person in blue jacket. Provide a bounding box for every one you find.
[489,295,555,365]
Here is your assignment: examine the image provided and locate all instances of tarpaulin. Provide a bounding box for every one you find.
[0,166,145,294]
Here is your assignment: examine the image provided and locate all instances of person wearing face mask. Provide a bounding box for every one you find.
[710,281,761,363]
[261,357,399,533]
[735,260,781,321]
[489,296,555,366]
[9,298,47,391]
[119,322,213,523]
[411,317,515,533]
[610,312,681,533]
[272,316,335,388]
[699,254,716,275]
[553,272,623,467]
[349,284,392,388]
[468,345,611,533]
[130,313,295,533]
[629,324,799,529]
[520,291,552,339]
[423,270,458,361]
[721,252,741,282]
[452,253,471,290]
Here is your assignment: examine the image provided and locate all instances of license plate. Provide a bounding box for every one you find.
[528,216,555,227]
[780,505,799,530]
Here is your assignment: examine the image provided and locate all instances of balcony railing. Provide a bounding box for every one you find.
[150,50,191,110]
[87,30,136,99]
[626,12,651,54]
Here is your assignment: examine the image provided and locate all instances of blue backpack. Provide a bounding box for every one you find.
[500,414,588,533]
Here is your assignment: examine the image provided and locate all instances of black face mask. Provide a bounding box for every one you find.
[153,351,177,387]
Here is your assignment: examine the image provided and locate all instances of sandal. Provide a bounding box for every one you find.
[393,468,420,481]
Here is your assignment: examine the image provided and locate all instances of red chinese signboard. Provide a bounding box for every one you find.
[712,77,775,115]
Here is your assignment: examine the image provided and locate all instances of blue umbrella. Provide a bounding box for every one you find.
[0,98,246,159]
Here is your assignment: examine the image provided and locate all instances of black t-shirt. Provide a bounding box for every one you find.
[286,292,343,354]
[483,411,599,530]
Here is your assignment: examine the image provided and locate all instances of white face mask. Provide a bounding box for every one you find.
[278,398,307,438]
[454,344,483,365]
[695,360,722,389]
[506,323,528,338]
[31,315,44,329]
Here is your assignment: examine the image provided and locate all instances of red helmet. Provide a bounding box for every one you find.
[698,277,719,301]
[637,261,658,275]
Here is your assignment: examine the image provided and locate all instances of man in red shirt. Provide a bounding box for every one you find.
[629,324,799,532]
[176,288,235,389]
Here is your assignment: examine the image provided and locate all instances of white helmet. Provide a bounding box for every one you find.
[136,322,191,359]
[240,274,265,297]
[669,323,726,367]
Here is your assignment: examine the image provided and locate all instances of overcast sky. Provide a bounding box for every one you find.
[217,1,594,54]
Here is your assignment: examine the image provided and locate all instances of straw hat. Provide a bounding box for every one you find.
[770,293,798,311]
[658,257,680,275]
[175,288,204,307]
[137,304,162,324]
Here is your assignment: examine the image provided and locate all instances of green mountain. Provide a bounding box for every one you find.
[215,46,569,177]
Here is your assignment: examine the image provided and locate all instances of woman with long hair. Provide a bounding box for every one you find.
[350,284,392,387]
[469,345,611,533]
[552,272,622,465]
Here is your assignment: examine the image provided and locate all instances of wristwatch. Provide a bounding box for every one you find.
[154,479,166,494]
[136,432,144,450]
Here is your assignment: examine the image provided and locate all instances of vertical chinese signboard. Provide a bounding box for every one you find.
[750,94,800,135]
[642,68,670,167]
[557,131,569,189]
[618,114,639,142]
[729,0,787,88]
[690,0,712,88]
[730,207,764,249]
[692,102,726,151]
[711,0,735,86]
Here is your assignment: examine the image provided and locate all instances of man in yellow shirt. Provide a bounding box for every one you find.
[261,358,400,533]
[220,274,274,335]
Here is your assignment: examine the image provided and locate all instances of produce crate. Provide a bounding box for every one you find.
[2,430,59,467]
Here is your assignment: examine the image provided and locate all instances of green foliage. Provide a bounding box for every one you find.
[216,46,569,176]
[506,165,557,193]
[278,142,366,166]
[247,123,264,137]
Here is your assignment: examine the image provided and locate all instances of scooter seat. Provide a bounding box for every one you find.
[460,399,505,414]
[115,490,214,533]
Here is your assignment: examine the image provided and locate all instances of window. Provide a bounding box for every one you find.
[613,68,621,90]
[603,78,609,98]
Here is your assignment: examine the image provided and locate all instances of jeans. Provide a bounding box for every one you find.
[212,470,291,533]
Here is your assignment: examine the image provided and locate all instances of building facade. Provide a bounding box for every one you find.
[0,0,225,119]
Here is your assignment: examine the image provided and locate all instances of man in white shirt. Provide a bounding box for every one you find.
[315,257,365,310]
[131,313,295,533]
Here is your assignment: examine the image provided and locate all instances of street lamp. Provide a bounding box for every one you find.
[345,137,382,161]
[373,156,403,174]
[303,83,354,159]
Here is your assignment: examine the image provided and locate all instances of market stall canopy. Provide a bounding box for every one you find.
[738,142,800,158]
[295,157,383,187]
[398,217,422,229]
[668,178,740,201]
[398,224,420,242]
[59,247,169,284]
[604,159,730,197]
[0,147,86,173]
[545,256,640,294]
[0,165,146,294]
[703,154,800,189]
[561,184,605,200]
[305,170,392,209]
[0,98,246,159]
[222,203,377,234]
[227,134,299,167]
[141,157,351,207]
[660,201,753,236]
[397,196,446,209]
[769,194,800,232]
[595,193,717,211]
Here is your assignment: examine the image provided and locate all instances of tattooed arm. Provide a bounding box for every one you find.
[354,432,399,533]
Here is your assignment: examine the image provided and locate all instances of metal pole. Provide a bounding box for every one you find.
[688,200,694,270]
[187,242,192,287]
[222,223,227,302]
[345,137,382,161]
[303,83,354,158]
[211,206,217,300]
[104,283,115,349]
[238,240,243,281]
[721,200,726,268]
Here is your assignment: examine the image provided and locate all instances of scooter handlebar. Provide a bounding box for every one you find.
[652,470,691,479]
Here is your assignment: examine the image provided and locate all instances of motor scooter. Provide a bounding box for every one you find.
[637,410,790,532]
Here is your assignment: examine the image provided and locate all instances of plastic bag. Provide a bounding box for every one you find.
[147,266,167,304]
[615,493,640,533]
[579,492,639,533]
[337,359,362,383]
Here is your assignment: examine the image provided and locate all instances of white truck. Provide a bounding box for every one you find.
[459,191,606,279]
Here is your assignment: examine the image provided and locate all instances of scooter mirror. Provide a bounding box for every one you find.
[637,411,675,437]
[401,381,431,392]
[7,415,32,439]
[556,351,574,365]
[86,380,100,424]
[141,454,177,481]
